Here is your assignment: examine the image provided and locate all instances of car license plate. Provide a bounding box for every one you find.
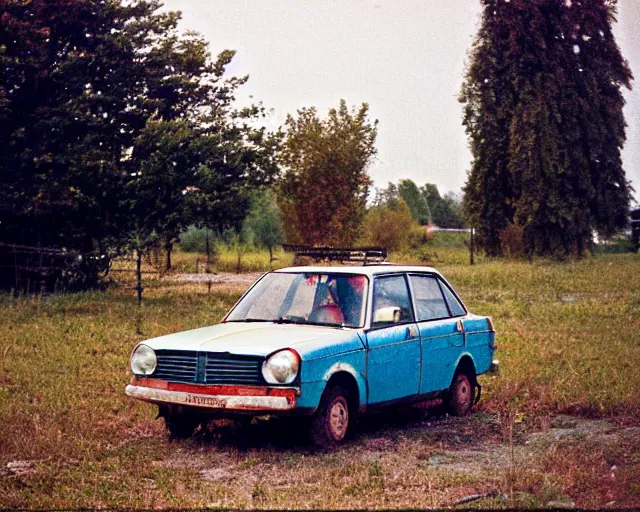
[184,394,227,408]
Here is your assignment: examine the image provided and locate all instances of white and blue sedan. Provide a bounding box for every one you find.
[126,265,497,447]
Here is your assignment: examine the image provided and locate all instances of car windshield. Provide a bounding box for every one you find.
[226,272,368,328]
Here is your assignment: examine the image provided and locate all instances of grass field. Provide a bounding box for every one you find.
[1,249,639,508]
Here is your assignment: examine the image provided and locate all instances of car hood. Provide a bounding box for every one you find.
[140,321,362,358]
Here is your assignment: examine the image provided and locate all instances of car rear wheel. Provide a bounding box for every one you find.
[164,412,201,439]
[445,372,473,416]
[310,384,352,448]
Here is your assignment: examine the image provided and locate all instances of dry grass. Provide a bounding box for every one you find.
[1,251,639,508]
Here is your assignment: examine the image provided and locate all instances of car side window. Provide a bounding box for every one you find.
[409,275,450,321]
[372,275,414,328]
[439,279,466,317]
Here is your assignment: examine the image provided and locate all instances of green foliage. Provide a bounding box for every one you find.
[398,179,430,224]
[178,226,217,253]
[460,0,633,258]
[278,100,377,246]
[372,181,399,206]
[375,181,465,228]
[422,186,466,228]
[242,189,283,259]
[363,198,422,252]
[0,0,279,288]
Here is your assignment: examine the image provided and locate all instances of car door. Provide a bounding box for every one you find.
[408,274,466,394]
[365,274,420,404]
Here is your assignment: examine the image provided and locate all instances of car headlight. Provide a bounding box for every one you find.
[262,349,299,385]
[130,344,157,376]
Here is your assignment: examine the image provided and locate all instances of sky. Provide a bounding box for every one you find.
[162,0,640,201]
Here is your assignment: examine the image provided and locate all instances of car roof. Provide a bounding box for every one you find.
[273,264,442,278]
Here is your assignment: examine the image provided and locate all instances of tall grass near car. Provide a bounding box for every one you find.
[1,253,638,507]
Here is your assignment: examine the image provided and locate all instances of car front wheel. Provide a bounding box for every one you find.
[310,384,352,448]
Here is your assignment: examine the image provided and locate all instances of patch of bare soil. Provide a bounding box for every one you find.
[169,272,263,286]
[150,408,640,508]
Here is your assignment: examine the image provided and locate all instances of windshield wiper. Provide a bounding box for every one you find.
[273,316,305,325]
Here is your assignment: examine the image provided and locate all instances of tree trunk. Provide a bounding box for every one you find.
[165,242,172,272]
[268,245,273,269]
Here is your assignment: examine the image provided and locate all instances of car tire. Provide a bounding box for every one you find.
[310,384,352,449]
[445,372,474,416]
[164,413,201,439]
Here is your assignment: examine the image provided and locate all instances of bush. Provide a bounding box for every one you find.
[363,199,422,252]
[595,235,634,254]
[178,226,218,253]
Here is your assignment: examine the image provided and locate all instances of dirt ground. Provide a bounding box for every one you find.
[169,271,264,286]
[136,407,639,509]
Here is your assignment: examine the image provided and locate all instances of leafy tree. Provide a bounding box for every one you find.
[0,0,278,289]
[398,179,430,224]
[438,192,466,229]
[461,0,633,258]
[372,182,399,207]
[421,185,466,229]
[242,189,283,265]
[278,100,377,246]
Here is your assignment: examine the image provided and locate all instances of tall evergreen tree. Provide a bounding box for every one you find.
[461,0,633,258]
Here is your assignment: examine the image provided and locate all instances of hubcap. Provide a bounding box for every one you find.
[457,376,471,409]
[328,398,348,441]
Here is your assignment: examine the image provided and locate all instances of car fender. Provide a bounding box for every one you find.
[452,351,478,383]
[323,361,368,414]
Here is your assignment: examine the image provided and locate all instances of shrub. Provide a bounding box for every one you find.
[178,226,218,253]
[363,199,422,252]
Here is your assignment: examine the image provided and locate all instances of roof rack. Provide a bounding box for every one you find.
[281,245,387,265]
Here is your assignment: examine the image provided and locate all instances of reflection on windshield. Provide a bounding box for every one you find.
[226,273,368,328]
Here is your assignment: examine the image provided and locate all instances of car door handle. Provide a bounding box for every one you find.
[406,325,419,340]
[456,320,464,333]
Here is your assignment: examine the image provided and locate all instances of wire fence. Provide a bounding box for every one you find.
[0,242,168,294]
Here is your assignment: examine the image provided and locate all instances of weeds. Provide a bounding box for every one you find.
[0,252,638,508]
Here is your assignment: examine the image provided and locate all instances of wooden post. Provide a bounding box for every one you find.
[13,244,19,295]
[136,250,143,306]
[205,229,211,273]
[165,242,172,273]
[469,228,475,266]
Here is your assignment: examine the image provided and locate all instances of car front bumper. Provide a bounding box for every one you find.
[125,378,297,412]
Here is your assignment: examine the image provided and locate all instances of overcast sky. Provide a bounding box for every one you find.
[162,0,639,201]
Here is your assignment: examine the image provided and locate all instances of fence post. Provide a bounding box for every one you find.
[13,244,19,294]
[136,250,143,306]
[469,228,475,266]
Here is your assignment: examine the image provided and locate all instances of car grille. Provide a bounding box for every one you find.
[153,350,263,385]
[154,350,198,383]
[205,355,262,385]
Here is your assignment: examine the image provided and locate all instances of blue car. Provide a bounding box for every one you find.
[126,265,498,447]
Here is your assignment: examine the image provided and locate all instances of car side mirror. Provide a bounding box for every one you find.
[373,306,401,325]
